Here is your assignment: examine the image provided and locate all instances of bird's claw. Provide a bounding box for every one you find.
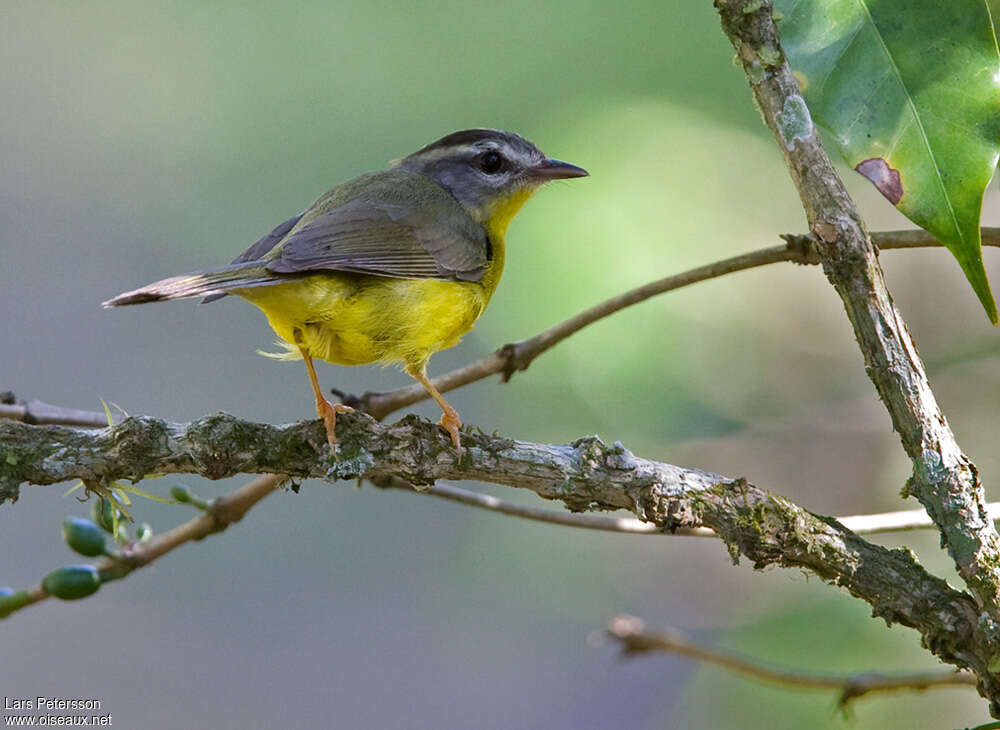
[317,399,355,448]
[438,409,462,454]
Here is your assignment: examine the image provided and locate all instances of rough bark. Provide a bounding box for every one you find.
[0,412,993,683]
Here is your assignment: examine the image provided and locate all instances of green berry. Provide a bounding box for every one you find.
[0,588,31,618]
[169,485,192,503]
[62,517,107,557]
[42,566,101,600]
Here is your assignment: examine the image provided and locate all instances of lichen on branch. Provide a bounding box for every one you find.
[0,412,990,683]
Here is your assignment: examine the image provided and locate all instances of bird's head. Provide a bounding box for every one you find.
[396,128,588,234]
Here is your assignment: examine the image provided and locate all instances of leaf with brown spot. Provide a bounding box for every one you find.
[854,158,902,205]
[776,0,1000,323]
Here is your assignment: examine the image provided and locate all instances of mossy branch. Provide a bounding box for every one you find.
[0,411,993,685]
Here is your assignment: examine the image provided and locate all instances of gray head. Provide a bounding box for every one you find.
[396,129,587,225]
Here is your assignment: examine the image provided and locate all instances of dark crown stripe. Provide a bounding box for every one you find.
[407,129,538,159]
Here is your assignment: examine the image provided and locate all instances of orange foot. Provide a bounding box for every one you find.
[439,406,462,454]
[317,399,354,448]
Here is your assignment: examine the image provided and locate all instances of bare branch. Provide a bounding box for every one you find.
[348,229,1000,421]
[714,2,1000,706]
[840,505,1000,536]
[388,480,1000,538]
[373,477,703,535]
[4,229,997,430]
[874,228,1000,251]
[605,614,976,709]
[0,393,118,428]
[0,412,991,682]
[353,245,799,419]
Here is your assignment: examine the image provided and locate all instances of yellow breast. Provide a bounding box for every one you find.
[239,269,492,369]
[238,190,529,371]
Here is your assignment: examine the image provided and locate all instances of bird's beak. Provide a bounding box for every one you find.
[529,158,589,181]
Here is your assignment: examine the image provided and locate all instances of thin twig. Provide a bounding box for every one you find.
[352,229,1000,420]
[8,474,285,616]
[839,504,1000,535]
[3,230,996,430]
[387,480,1000,538]
[371,476,703,535]
[0,397,118,428]
[873,229,1000,250]
[604,614,976,709]
[351,244,799,419]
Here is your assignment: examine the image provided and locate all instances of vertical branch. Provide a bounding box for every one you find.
[713,0,1000,687]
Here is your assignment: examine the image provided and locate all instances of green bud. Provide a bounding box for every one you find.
[170,485,192,503]
[42,566,101,600]
[91,498,116,533]
[91,498,129,543]
[62,517,107,557]
[0,588,31,618]
[136,523,153,543]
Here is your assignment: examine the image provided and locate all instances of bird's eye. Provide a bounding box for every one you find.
[478,150,504,175]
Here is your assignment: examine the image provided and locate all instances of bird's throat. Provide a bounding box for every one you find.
[485,187,537,238]
[476,186,537,301]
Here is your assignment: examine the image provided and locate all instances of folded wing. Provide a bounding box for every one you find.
[266,198,488,282]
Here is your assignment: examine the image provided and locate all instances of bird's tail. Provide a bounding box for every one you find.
[102,263,278,307]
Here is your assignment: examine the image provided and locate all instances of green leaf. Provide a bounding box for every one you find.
[111,482,177,504]
[95,487,133,526]
[776,0,1000,322]
[98,397,114,427]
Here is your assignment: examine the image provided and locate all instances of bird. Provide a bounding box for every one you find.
[102,129,588,452]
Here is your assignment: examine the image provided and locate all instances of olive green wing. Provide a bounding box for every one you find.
[104,189,489,308]
[264,198,489,282]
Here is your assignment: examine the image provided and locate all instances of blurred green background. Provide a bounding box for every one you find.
[2,2,999,728]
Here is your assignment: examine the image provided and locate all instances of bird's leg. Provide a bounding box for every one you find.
[406,365,462,452]
[299,344,352,448]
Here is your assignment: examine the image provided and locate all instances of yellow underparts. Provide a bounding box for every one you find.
[238,186,534,373]
[239,274,488,371]
[482,185,535,241]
